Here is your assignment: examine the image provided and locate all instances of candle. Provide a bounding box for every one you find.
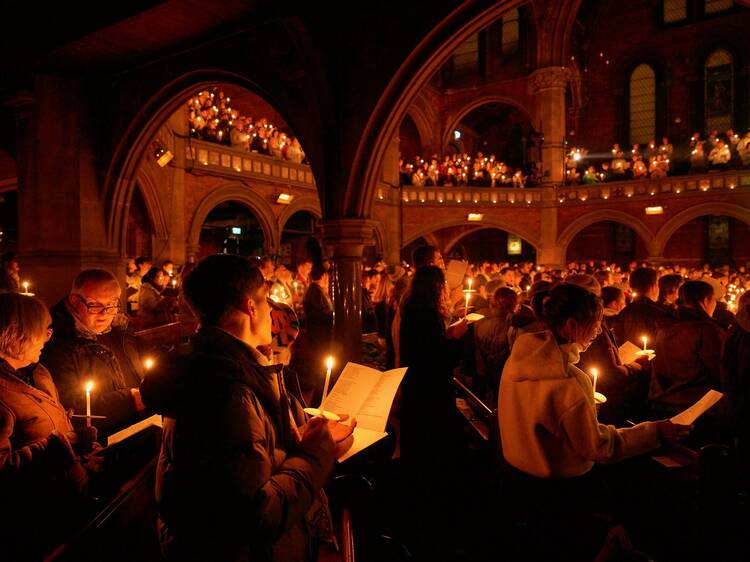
[22,281,29,294]
[144,357,155,371]
[467,278,473,291]
[591,368,598,395]
[642,336,648,352]
[85,381,93,427]
[464,291,471,319]
[321,356,334,406]
[171,279,177,289]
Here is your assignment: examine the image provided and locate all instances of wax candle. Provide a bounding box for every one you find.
[642,336,648,351]
[85,381,94,427]
[591,368,598,395]
[171,279,177,289]
[321,356,334,406]
[144,357,155,371]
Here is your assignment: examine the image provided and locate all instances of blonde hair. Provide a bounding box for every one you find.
[0,293,51,360]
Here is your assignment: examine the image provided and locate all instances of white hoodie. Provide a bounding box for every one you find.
[498,331,660,479]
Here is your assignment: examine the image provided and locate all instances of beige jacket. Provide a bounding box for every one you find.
[498,331,660,479]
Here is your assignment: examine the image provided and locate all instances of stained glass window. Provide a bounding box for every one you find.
[629,64,656,145]
[501,9,520,55]
[705,49,733,132]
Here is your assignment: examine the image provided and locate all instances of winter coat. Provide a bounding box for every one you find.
[650,307,725,414]
[0,360,88,559]
[138,281,172,328]
[41,300,145,438]
[474,310,512,380]
[290,283,333,394]
[722,306,750,471]
[611,296,675,349]
[499,331,661,479]
[141,327,333,562]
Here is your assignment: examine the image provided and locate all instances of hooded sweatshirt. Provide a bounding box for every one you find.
[499,331,660,479]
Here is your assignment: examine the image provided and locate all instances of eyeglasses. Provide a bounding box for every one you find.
[73,294,121,315]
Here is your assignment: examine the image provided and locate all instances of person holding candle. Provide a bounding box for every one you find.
[499,283,690,559]
[650,280,726,422]
[612,267,675,348]
[141,254,353,562]
[0,293,98,559]
[42,269,147,439]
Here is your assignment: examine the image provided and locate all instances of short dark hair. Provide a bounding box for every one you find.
[601,286,623,308]
[412,245,439,269]
[183,255,265,325]
[679,280,714,308]
[543,283,602,335]
[135,256,151,268]
[629,267,658,294]
[492,287,517,312]
[658,274,683,300]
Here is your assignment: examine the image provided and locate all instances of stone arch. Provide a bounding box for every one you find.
[278,196,322,233]
[131,170,170,245]
[442,96,534,149]
[187,183,279,256]
[104,70,294,258]
[404,217,541,252]
[654,202,750,257]
[557,209,657,257]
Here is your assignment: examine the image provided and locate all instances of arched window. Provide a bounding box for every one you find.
[704,0,733,15]
[662,0,687,23]
[629,64,656,145]
[501,9,520,55]
[452,33,479,78]
[704,49,733,132]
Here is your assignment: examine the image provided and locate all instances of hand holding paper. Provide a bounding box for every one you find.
[670,390,723,426]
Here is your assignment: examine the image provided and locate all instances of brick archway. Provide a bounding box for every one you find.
[404,217,541,251]
[557,209,657,257]
[278,196,322,232]
[653,202,750,256]
[442,96,534,150]
[187,183,279,256]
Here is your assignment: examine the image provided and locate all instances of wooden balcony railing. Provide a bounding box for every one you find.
[185,139,316,189]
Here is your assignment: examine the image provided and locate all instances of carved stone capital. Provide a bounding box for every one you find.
[528,66,570,94]
[320,218,378,258]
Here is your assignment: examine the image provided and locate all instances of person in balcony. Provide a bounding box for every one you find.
[630,143,641,161]
[611,143,626,178]
[659,136,673,160]
[230,119,250,151]
[646,139,658,160]
[631,155,647,179]
[690,137,708,173]
[286,137,304,164]
[582,166,599,185]
[708,139,731,170]
[738,130,750,167]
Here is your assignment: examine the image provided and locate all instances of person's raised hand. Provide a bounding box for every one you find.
[656,420,692,442]
[300,415,335,458]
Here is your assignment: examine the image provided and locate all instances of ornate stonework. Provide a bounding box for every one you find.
[528,66,571,94]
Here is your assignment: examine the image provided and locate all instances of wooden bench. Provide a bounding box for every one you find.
[133,319,199,352]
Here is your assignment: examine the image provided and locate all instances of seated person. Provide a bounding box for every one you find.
[658,273,683,310]
[650,280,725,418]
[0,293,97,559]
[42,269,147,438]
[498,283,688,560]
[140,254,353,562]
[612,267,675,348]
[138,267,175,328]
[474,287,517,403]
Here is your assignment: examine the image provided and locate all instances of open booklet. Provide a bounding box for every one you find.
[319,362,407,462]
[106,414,164,447]
[618,340,654,364]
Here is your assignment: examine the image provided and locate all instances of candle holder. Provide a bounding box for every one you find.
[302,407,340,421]
[594,391,607,405]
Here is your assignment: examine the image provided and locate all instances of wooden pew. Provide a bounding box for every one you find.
[133,318,199,353]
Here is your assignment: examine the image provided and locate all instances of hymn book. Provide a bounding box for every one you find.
[319,362,407,462]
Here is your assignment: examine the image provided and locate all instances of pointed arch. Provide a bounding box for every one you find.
[187,182,279,255]
[278,196,322,233]
[557,209,657,256]
[443,96,534,149]
[404,217,541,251]
[654,202,750,256]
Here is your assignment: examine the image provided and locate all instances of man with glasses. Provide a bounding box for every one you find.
[42,269,147,438]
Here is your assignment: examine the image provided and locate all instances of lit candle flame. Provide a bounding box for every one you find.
[144,357,155,371]
[85,381,94,393]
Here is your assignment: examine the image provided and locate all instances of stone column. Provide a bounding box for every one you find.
[529,66,570,186]
[537,186,564,267]
[321,218,377,364]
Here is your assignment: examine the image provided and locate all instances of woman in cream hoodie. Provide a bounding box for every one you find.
[499,283,689,480]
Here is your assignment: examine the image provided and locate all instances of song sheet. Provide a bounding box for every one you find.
[320,362,407,461]
[106,414,163,447]
[445,260,469,290]
[670,390,723,426]
[618,341,642,365]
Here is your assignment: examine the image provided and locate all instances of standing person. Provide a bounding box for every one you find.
[474,287,517,403]
[140,255,353,562]
[138,266,175,328]
[0,252,20,293]
[289,266,333,405]
[0,293,98,559]
[42,269,146,438]
[399,266,468,475]
[499,284,690,559]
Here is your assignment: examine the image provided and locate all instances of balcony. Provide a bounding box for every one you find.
[185,139,316,190]
[375,168,750,207]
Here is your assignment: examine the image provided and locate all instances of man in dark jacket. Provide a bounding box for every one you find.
[41,269,146,438]
[612,267,675,347]
[650,280,725,417]
[141,255,353,562]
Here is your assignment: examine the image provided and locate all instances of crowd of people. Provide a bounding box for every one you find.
[1,248,748,560]
[400,153,537,187]
[566,128,750,185]
[187,88,307,164]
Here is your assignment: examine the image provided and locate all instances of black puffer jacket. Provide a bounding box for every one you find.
[41,300,144,438]
[141,327,334,562]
